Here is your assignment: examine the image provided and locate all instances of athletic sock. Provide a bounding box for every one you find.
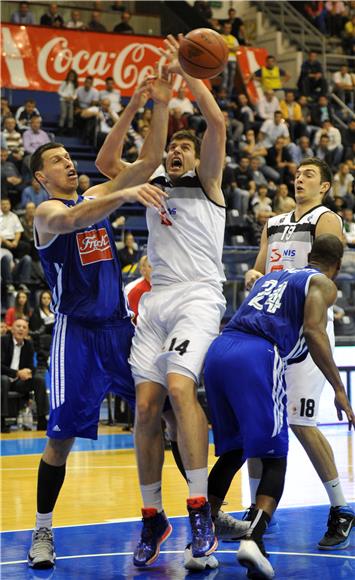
[141,481,163,512]
[37,459,66,515]
[186,468,208,499]
[170,440,187,481]
[323,478,347,507]
[247,508,271,543]
[249,477,261,505]
[36,511,53,530]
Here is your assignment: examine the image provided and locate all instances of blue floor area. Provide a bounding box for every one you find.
[1,506,354,579]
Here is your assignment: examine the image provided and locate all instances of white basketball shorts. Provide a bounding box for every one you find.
[130,282,226,387]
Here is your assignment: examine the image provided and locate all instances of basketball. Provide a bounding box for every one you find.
[178,28,229,79]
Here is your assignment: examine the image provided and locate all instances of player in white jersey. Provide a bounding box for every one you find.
[97,35,226,567]
[243,158,354,549]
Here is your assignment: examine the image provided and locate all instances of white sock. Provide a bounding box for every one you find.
[186,468,208,499]
[141,481,163,512]
[249,478,261,505]
[36,512,52,530]
[323,478,347,507]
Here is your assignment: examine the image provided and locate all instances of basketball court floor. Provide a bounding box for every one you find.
[1,424,354,579]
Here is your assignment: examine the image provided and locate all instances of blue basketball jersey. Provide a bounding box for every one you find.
[225,267,323,361]
[35,196,130,322]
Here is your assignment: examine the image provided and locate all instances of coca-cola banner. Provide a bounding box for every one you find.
[1,24,267,100]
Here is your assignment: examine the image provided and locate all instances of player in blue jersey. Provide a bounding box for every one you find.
[26,76,174,569]
[204,234,354,579]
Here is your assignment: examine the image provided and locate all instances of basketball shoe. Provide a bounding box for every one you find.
[214,510,250,540]
[318,505,354,550]
[28,528,56,568]
[184,542,219,570]
[187,497,218,557]
[237,538,275,579]
[133,508,172,567]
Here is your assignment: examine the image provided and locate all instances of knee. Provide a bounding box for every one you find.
[168,383,195,410]
[135,397,161,428]
[45,438,74,465]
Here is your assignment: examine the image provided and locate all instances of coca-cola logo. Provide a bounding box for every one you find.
[76,227,113,266]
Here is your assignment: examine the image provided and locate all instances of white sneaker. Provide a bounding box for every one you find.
[237,539,274,579]
[28,528,56,569]
[215,510,250,540]
[184,543,219,570]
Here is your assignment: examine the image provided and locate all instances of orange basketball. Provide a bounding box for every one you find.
[178,28,229,79]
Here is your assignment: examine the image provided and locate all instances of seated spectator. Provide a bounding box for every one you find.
[256,90,280,121]
[20,202,45,286]
[246,209,274,246]
[333,162,354,205]
[297,51,327,100]
[169,84,194,116]
[343,208,355,245]
[239,129,268,162]
[1,148,23,207]
[1,98,13,129]
[332,64,354,105]
[23,116,51,157]
[326,0,347,37]
[113,10,134,34]
[223,110,243,158]
[230,157,254,215]
[15,99,40,134]
[310,95,333,126]
[126,256,152,322]
[342,14,355,55]
[2,117,24,158]
[194,1,213,21]
[289,135,314,164]
[5,290,31,328]
[279,91,306,140]
[1,320,8,337]
[29,290,55,339]
[99,76,122,113]
[0,198,32,292]
[314,133,334,166]
[77,174,91,195]
[95,98,119,149]
[297,94,312,125]
[259,110,290,149]
[118,231,138,269]
[75,76,99,143]
[251,55,290,94]
[87,10,107,32]
[20,178,48,208]
[314,119,343,167]
[10,1,35,25]
[343,118,355,160]
[272,183,296,214]
[1,318,48,433]
[220,21,239,97]
[40,3,64,27]
[58,69,78,134]
[66,9,86,30]
[266,136,293,182]
[249,156,269,187]
[235,93,255,131]
[250,183,273,215]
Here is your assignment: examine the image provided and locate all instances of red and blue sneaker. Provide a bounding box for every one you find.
[133,508,172,567]
[187,497,218,558]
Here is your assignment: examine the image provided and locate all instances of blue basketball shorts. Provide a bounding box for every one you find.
[204,330,288,459]
[47,314,136,440]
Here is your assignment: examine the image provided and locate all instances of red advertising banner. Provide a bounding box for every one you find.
[1,24,267,101]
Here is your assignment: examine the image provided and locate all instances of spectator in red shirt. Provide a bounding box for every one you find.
[126,255,152,322]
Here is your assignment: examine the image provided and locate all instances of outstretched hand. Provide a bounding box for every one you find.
[122,183,167,209]
[160,34,184,75]
[130,78,152,110]
[150,62,174,105]
[334,391,355,429]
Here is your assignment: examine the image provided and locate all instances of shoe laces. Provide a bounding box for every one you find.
[326,507,352,536]
[189,506,210,536]
[31,528,53,556]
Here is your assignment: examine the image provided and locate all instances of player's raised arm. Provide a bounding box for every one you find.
[303,275,355,427]
[163,34,226,204]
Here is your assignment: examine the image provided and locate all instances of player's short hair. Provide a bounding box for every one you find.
[169,130,201,158]
[30,142,64,175]
[308,234,344,267]
[297,157,332,193]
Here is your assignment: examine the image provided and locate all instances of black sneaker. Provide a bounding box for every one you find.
[318,505,354,550]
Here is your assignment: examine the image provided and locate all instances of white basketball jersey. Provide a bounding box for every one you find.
[147,169,226,290]
[265,205,342,273]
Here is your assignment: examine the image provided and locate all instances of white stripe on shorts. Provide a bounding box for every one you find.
[272,346,286,438]
[51,314,67,409]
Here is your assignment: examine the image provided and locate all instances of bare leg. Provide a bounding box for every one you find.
[290,424,338,482]
[42,437,75,466]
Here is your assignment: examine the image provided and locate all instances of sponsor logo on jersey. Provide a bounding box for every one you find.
[159,206,173,226]
[270,248,296,262]
[76,227,114,265]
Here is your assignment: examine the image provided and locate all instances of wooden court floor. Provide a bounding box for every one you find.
[1,425,354,578]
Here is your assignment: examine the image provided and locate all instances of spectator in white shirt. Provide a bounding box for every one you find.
[333,65,354,105]
[58,69,78,134]
[314,119,343,166]
[99,77,122,113]
[256,90,280,121]
[259,110,290,148]
[65,9,86,29]
[0,198,32,292]
[168,84,204,134]
[10,1,35,25]
[75,76,99,143]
